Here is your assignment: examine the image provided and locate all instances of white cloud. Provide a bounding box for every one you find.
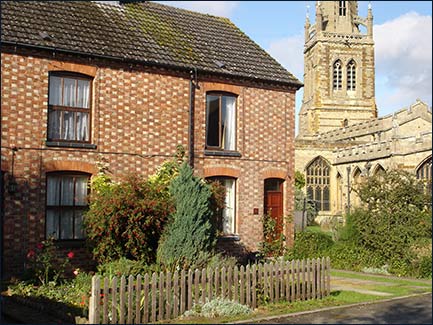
[266,33,305,80]
[158,1,240,17]
[374,12,432,111]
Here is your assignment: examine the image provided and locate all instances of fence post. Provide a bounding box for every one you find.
[88,275,101,324]
[326,256,331,296]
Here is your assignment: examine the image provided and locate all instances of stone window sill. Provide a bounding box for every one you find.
[46,141,97,149]
[204,150,241,157]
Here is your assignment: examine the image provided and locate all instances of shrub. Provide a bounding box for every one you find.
[25,237,74,285]
[183,298,252,318]
[286,230,333,260]
[157,163,217,270]
[85,172,174,264]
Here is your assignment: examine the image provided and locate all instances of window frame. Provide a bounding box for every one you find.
[205,92,237,151]
[47,72,93,144]
[45,171,90,241]
[339,1,347,16]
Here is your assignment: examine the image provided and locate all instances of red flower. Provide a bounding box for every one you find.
[27,249,36,259]
[67,251,74,259]
[36,243,44,250]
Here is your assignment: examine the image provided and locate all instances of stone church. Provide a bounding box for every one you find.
[295,1,432,224]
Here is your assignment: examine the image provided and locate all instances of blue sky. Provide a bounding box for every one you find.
[158,1,432,131]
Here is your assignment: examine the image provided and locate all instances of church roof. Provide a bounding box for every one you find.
[1,1,302,88]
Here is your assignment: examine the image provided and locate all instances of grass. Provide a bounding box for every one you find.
[162,270,432,324]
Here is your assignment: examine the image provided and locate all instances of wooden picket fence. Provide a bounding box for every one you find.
[88,257,331,324]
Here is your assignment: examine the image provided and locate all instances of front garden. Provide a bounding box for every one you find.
[3,151,432,323]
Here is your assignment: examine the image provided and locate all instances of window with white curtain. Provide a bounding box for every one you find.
[48,73,91,142]
[46,173,89,240]
[208,177,236,234]
[206,93,236,151]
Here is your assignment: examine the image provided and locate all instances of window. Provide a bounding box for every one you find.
[339,1,347,16]
[46,173,90,240]
[206,93,236,151]
[208,177,236,234]
[48,73,91,142]
[343,119,349,127]
[306,157,330,211]
[417,156,432,197]
[333,60,342,90]
[347,60,356,91]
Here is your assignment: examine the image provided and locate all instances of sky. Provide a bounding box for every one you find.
[158,1,432,131]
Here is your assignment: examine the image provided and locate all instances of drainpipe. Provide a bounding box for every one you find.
[189,68,199,168]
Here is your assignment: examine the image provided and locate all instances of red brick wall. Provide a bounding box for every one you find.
[1,47,296,278]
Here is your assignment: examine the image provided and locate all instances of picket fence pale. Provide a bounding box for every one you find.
[88,257,331,324]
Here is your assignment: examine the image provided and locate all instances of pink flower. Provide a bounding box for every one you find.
[36,242,44,250]
[67,251,74,259]
[73,269,79,276]
[27,250,35,259]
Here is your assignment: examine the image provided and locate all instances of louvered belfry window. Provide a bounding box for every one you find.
[333,60,342,90]
[347,60,356,91]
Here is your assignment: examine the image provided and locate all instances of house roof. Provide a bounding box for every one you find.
[1,1,302,88]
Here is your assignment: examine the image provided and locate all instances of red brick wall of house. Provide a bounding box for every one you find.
[1,47,296,278]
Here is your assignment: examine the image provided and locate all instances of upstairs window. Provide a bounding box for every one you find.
[48,73,91,142]
[333,60,342,90]
[417,156,432,197]
[46,173,89,240]
[206,93,236,151]
[347,60,356,91]
[339,1,347,16]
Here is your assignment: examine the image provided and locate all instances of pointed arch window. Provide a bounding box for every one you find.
[339,1,347,16]
[416,156,432,197]
[333,60,342,90]
[306,157,330,211]
[347,60,356,91]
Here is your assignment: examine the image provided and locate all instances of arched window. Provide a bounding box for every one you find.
[347,60,356,91]
[207,177,236,234]
[343,119,349,127]
[373,165,386,179]
[339,1,347,16]
[336,172,343,211]
[352,167,362,207]
[306,157,330,211]
[416,156,432,197]
[333,60,342,90]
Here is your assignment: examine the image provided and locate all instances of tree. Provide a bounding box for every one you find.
[344,169,432,275]
[157,163,217,269]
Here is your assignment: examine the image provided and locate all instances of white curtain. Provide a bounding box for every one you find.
[47,176,60,205]
[48,110,61,140]
[46,210,59,239]
[61,176,74,205]
[222,97,236,150]
[77,112,89,141]
[63,78,76,107]
[61,210,73,239]
[62,111,75,140]
[222,179,236,234]
[75,176,88,206]
[49,76,62,105]
[77,79,90,108]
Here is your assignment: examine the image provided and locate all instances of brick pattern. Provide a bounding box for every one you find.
[1,47,296,278]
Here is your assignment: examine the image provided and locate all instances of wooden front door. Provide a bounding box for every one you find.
[264,179,284,237]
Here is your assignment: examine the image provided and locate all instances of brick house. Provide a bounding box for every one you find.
[1,1,302,278]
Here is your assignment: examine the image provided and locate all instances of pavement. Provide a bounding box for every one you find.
[1,269,431,324]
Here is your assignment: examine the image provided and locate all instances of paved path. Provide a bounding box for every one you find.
[249,293,432,324]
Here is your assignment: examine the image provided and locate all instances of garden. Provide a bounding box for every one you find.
[3,149,432,323]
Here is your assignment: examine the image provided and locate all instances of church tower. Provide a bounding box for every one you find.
[297,1,377,138]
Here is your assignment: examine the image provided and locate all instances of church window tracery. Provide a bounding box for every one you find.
[333,60,342,90]
[306,157,330,211]
[347,60,356,91]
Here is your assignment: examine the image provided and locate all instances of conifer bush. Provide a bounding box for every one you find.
[157,163,217,269]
